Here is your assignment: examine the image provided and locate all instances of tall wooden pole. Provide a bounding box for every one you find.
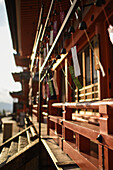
[38,47,42,143]
[38,73,42,143]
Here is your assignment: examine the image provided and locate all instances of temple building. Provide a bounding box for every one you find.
[1,0,113,169]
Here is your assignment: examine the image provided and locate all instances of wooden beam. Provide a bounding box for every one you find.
[30,5,43,71]
[40,0,55,42]
[63,140,98,170]
[30,24,43,71]
[64,120,99,144]
[40,0,78,74]
[52,53,68,71]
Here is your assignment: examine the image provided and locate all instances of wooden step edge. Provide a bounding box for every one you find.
[7,139,39,163]
[41,139,62,170]
[42,139,80,170]
[30,126,38,140]
[0,125,33,149]
[26,130,31,144]
[56,161,79,166]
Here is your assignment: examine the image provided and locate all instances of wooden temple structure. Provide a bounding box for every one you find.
[4,0,113,169]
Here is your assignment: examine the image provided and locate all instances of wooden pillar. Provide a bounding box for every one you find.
[99,104,113,169]
[62,106,72,120]
[99,104,113,134]
[62,106,73,148]
[3,122,12,142]
[76,134,90,154]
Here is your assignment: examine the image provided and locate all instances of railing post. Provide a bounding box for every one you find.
[47,100,58,135]
[62,106,72,120]
[62,106,73,147]
[99,104,113,134]
[76,133,90,154]
[99,104,113,169]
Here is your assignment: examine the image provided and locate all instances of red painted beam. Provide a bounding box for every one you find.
[49,115,63,125]
[64,120,99,143]
[63,140,98,170]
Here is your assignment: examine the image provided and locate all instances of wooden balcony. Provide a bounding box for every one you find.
[47,100,113,170]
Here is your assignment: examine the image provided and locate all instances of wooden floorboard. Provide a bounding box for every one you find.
[32,116,80,170]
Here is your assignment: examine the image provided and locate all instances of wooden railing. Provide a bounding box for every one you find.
[75,83,99,103]
[47,100,113,170]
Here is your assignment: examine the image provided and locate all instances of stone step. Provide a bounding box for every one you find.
[26,130,31,144]
[7,141,18,162]
[30,126,38,140]
[0,147,9,167]
[18,135,28,152]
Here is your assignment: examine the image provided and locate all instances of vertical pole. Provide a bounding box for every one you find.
[38,74,42,143]
[102,145,104,170]
[38,46,42,143]
[65,58,68,102]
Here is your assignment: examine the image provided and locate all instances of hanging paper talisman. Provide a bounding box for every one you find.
[69,65,82,89]
[60,11,65,24]
[46,77,50,98]
[52,72,59,95]
[48,74,54,96]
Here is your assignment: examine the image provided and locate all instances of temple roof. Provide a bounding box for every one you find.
[9,91,28,102]
[14,54,30,67]
[12,71,30,82]
[9,90,23,98]
[5,0,72,60]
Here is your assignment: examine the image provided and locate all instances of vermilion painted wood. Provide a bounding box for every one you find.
[63,140,98,170]
[49,115,62,125]
[64,120,99,143]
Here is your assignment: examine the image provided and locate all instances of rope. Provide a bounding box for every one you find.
[102,6,110,26]
[84,30,105,77]
[61,64,73,90]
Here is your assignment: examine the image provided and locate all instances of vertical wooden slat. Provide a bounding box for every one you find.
[82,51,85,101]
[94,34,100,70]
[89,48,93,101]
[90,48,93,85]
[65,58,68,102]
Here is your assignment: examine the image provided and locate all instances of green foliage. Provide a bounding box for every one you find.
[2,109,6,116]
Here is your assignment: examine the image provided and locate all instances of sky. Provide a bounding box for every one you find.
[0,0,22,104]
